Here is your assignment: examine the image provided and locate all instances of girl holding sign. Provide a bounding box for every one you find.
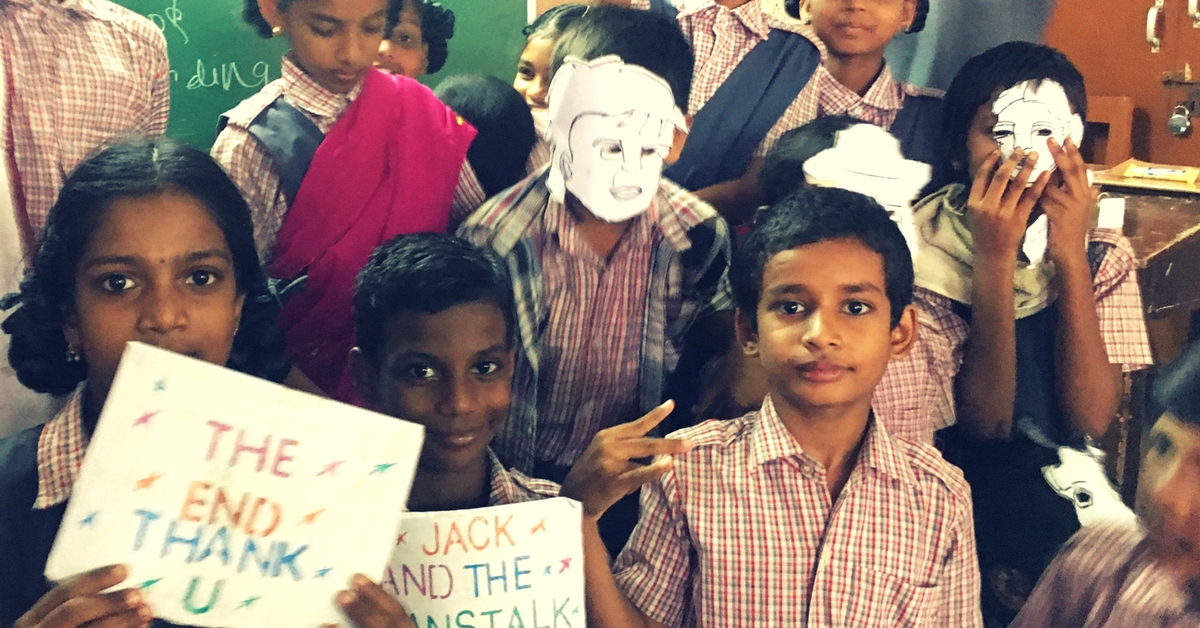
[213,0,482,405]
[0,138,391,628]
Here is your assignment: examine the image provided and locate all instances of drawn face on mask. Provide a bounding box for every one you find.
[992,80,1084,184]
[546,55,686,223]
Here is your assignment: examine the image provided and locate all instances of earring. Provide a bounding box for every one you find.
[66,345,82,363]
[271,25,283,36]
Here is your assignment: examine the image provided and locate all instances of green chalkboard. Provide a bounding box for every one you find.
[114,0,528,151]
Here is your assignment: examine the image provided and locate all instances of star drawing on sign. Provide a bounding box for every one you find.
[152,379,167,392]
[396,532,407,545]
[559,557,573,573]
[137,578,163,590]
[79,512,97,527]
[132,411,159,428]
[299,508,325,525]
[134,472,164,491]
[317,459,346,477]
[370,462,396,475]
[314,567,333,579]
[530,518,547,535]
[544,565,552,576]
[237,596,260,609]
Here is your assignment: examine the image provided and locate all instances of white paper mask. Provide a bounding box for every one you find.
[1041,446,1136,528]
[992,79,1085,185]
[802,124,931,255]
[545,55,687,223]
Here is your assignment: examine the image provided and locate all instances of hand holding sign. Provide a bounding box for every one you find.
[561,400,694,521]
[323,575,416,628]
[16,565,151,628]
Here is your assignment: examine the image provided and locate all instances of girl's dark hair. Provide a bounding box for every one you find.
[523,3,587,40]
[733,187,914,328]
[353,233,515,368]
[759,115,869,206]
[435,75,537,198]
[1,137,291,394]
[411,0,455,74]
[1154,339,1200,428]
[943,41,1087,181]
[242,0,403,39]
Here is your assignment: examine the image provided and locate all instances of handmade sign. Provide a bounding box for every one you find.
[545,54,687,223]
[46,342,425,628]
[992,79,1085,184]
[803,123,931,255]
[385,498,585,628]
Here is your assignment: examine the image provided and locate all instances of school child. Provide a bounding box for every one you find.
[375,0,455,79]
[628,0,941,224]
[434,76,537,199]
[459,6,731,555]
[512,3,587,173]
[213,0,484,404]
[563,186,982,627]
[909,42,1153,623]
[0,137,293,627]
[0,0,171,437]
[1009,340,1200,627]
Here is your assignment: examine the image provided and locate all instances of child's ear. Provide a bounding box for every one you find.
[257,0,285,31]
[797,0,813,24]
[349,348,382,409]
[62,310,81,354]
[888,304,919,360]
[901,0,918,32]
[734,308,760,358]
[665,115,692,165]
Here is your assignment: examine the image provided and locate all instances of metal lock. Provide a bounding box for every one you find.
[1168,104,1193,137]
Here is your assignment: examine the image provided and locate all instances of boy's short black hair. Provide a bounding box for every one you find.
[353,233,516,368]
[943,41,1086,178]
[435,75,536,197]
[759,116,869,206]
[550,5,693,110]
[523,3,587,40]
[733,187,913,328]
[1154,339,1200,428]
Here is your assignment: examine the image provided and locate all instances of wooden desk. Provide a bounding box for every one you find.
[1102,190,1200,503]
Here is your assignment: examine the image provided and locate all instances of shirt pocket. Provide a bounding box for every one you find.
[837,565,941,628]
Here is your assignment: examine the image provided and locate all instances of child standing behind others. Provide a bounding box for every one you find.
[213,0,486,403]
[513,3,587,173]
[460,6,732,556]
[566,187,982,627]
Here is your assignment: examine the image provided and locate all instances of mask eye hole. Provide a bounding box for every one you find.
[1072,487,1094,508]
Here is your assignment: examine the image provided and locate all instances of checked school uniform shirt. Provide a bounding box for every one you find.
[31,385,85,509]
[633,0,930,158]
[486,448,560,505]
[613,395,983,628]
[458,170,732,473]
[211,55,487,263]
[1010,522,1200,627]
[876,228,1154,443]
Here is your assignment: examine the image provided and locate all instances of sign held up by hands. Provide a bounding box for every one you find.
[386,498,585,628]
[46,342,425,628]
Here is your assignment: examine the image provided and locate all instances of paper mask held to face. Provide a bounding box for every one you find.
[802,124,931,255]
[992,79,1085,185]
[545,55,688,223]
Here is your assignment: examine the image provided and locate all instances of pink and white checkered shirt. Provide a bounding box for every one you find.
[613,395,983,627]
[1010,522,1200,627]
[211,55,485,263]
[875,228,1154,443]
[32,385,85,509]
[639,0,926,159]
[487,449,560,505]
[2,0,169,250]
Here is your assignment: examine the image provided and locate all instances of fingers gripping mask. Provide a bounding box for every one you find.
[545,55,688,223]
[992,80,1085,185]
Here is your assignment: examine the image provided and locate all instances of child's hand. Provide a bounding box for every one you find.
[16,564,152,628]
[323,574,415,628]
[560,400,694,521]
[1041,137,1097,267]
[967,148,1051,263]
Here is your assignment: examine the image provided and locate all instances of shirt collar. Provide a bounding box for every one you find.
[543,194,659,265]
[749,395,915,486]
[34,385,88,509]
[817,62,905,112]
[279,54,363,120]
[680,0,771,40]
[487,448,519,506]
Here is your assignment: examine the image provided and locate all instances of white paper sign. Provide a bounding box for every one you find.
[384,498,585,628]
[992,79,1085,184]
[46,343,425,628]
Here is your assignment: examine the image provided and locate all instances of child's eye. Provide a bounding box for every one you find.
[774,301,804,316]
[1147,431,1175,459]
[992,129,1013,140]
[843,301,874,316]
[405,365,437,381]
[99,273,137,294]
[310,25,335,38]
[186,269,219,287]
[473,361,501,377]
[598,142,623,159]
[516,67,535,81]
[1035,128,1054,137]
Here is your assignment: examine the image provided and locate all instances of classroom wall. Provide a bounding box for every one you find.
[112,0,527,150]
